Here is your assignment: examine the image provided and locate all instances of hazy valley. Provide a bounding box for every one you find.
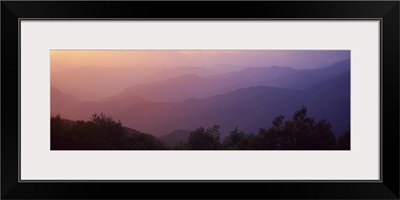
[52,59,350,146]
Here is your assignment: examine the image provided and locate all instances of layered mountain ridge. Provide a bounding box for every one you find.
[51,59,350,139]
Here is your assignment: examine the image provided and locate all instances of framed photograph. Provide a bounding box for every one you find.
[2,1,399,199]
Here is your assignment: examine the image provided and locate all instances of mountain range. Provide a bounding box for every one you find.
[51,59,350,139]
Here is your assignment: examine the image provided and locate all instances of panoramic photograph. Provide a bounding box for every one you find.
[51,50,350,150]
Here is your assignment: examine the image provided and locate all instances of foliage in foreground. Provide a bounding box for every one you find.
[174,107,349,150]
[51,107,350,150]
[51,113,166,150]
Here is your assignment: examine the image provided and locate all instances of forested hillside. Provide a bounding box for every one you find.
[51,107,350,150]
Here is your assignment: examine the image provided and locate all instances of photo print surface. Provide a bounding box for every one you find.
[51,50,350,150]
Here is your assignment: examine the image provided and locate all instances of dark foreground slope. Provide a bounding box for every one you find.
[51,108,350,150]
[51,114,166,150]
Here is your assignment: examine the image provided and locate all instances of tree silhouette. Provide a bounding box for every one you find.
[259,106,336,150]
[173,141,190,150]
[223,127,246,150]
[222,127,262,150]
[188,125,221,150]
[337,129,350,150]
[51,107,346,150]
[51,113,166,150]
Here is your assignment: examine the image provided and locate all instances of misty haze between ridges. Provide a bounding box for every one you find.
[50,50,350,150]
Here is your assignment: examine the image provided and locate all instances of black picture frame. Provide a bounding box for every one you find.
[1,1,399,199]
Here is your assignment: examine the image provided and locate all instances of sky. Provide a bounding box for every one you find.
[50,50,350,72]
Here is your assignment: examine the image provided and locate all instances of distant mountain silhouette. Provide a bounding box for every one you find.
[303,70,351,135]
[52,66,220,101]
[109,60,350,102]
[263,59,350,89]
[51,66,161,101]
[152,86,303,136]
[110,65,299,102]
[56,59,350,138]
[143,66,221,83]
[112,68,349,137]
[112,74,236,102]
[159,129,191,148]
[66,95,148,121]
[214,65,298,80]
[51,87,80,117]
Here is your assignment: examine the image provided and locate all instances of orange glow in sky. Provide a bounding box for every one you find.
[51,50,350,73]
